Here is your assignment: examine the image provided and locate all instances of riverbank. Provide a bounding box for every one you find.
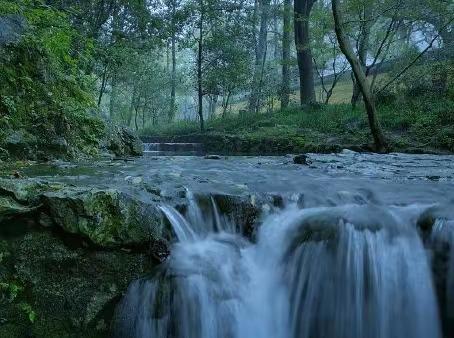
[142,97,454,155]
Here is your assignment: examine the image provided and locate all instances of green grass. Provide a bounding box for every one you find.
[143,94,454,153]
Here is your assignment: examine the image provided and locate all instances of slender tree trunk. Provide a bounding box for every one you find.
[169,0,177,122]
[98,64,108,107]
[109,71,118,120]
[222,90,232,118]
[134,107,139,131]
[249,0,271,114]
[170,35,176,121]
[273,2,280,61]
[281,0,292,109]
[197,6,205,132]
[332,0,388,152]
[294,0,316,105]
[127,85,137,128]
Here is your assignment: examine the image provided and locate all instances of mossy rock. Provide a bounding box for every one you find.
[40,187,165,248]
[3,230,154,338]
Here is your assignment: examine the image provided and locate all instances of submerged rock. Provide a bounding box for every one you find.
[293,154,309,165]
[204,154,222,160]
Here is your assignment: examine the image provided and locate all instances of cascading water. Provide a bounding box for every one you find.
[143,143,204,155]
[113,197,445,338]
[429,217,454,336]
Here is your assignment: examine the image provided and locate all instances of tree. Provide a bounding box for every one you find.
[294,0,317,105]
[332,0,388,152]
[249,0,271,114]
[281,0,293,109]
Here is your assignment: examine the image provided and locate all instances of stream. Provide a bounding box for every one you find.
[7,150,454,338]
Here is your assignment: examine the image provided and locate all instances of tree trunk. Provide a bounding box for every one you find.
[98,64,108,107]
[197,6,205,132]
[249,0,271,114]
[169,0,177,122]
[222,90,231,118]
[109,71,118,120]
[281,0,292,109]
[332,0,388,152]
[294,0,316,105]
[134,107,139,131]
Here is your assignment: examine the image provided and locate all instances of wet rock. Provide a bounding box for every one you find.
[293,154,309,165]
[0,196,35,222]
[4,130,38,160]
[40,187,165,248]
[8,231,154,338]
[103,124,143,157]
[45,137,69,155]
[0,178,63,204]
[0,178,168,248]
[204,154,222,160]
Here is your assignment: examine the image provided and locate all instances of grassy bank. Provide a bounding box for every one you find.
[142,95,454,154]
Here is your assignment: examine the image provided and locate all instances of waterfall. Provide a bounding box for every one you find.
[113,199,445,338]
[429,218,454,336]
[143,143,204,155]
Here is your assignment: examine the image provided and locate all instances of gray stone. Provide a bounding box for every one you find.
[0,15,26,46]
[4,130,38,160]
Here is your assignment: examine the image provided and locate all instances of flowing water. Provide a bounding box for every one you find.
[113,182,453,337]
[10,150,453,337]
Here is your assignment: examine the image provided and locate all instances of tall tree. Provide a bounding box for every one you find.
[281,0,292,109]
[294,0,316,105]
[249,0,271,113]
[332,0,388,152]
[168,0,178,122]
[197,0,205,131]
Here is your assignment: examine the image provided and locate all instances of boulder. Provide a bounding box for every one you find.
[4,130,38,160]
[40,187,166,248]
[103,124,143,157]
[0,179,168,248]
[293,154,309,165]
[0,15,27,47]
[0,196,34,222]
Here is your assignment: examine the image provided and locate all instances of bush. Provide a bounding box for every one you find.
[0,0,104,158]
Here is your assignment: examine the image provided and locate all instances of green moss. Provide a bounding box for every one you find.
[0,0,105,160]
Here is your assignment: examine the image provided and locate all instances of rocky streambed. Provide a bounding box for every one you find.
[1,152,454,337]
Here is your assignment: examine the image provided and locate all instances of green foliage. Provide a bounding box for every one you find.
[0,0,104,158]
[19,302,37,323]
[0,281,22,302]
[0,281,37,323]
